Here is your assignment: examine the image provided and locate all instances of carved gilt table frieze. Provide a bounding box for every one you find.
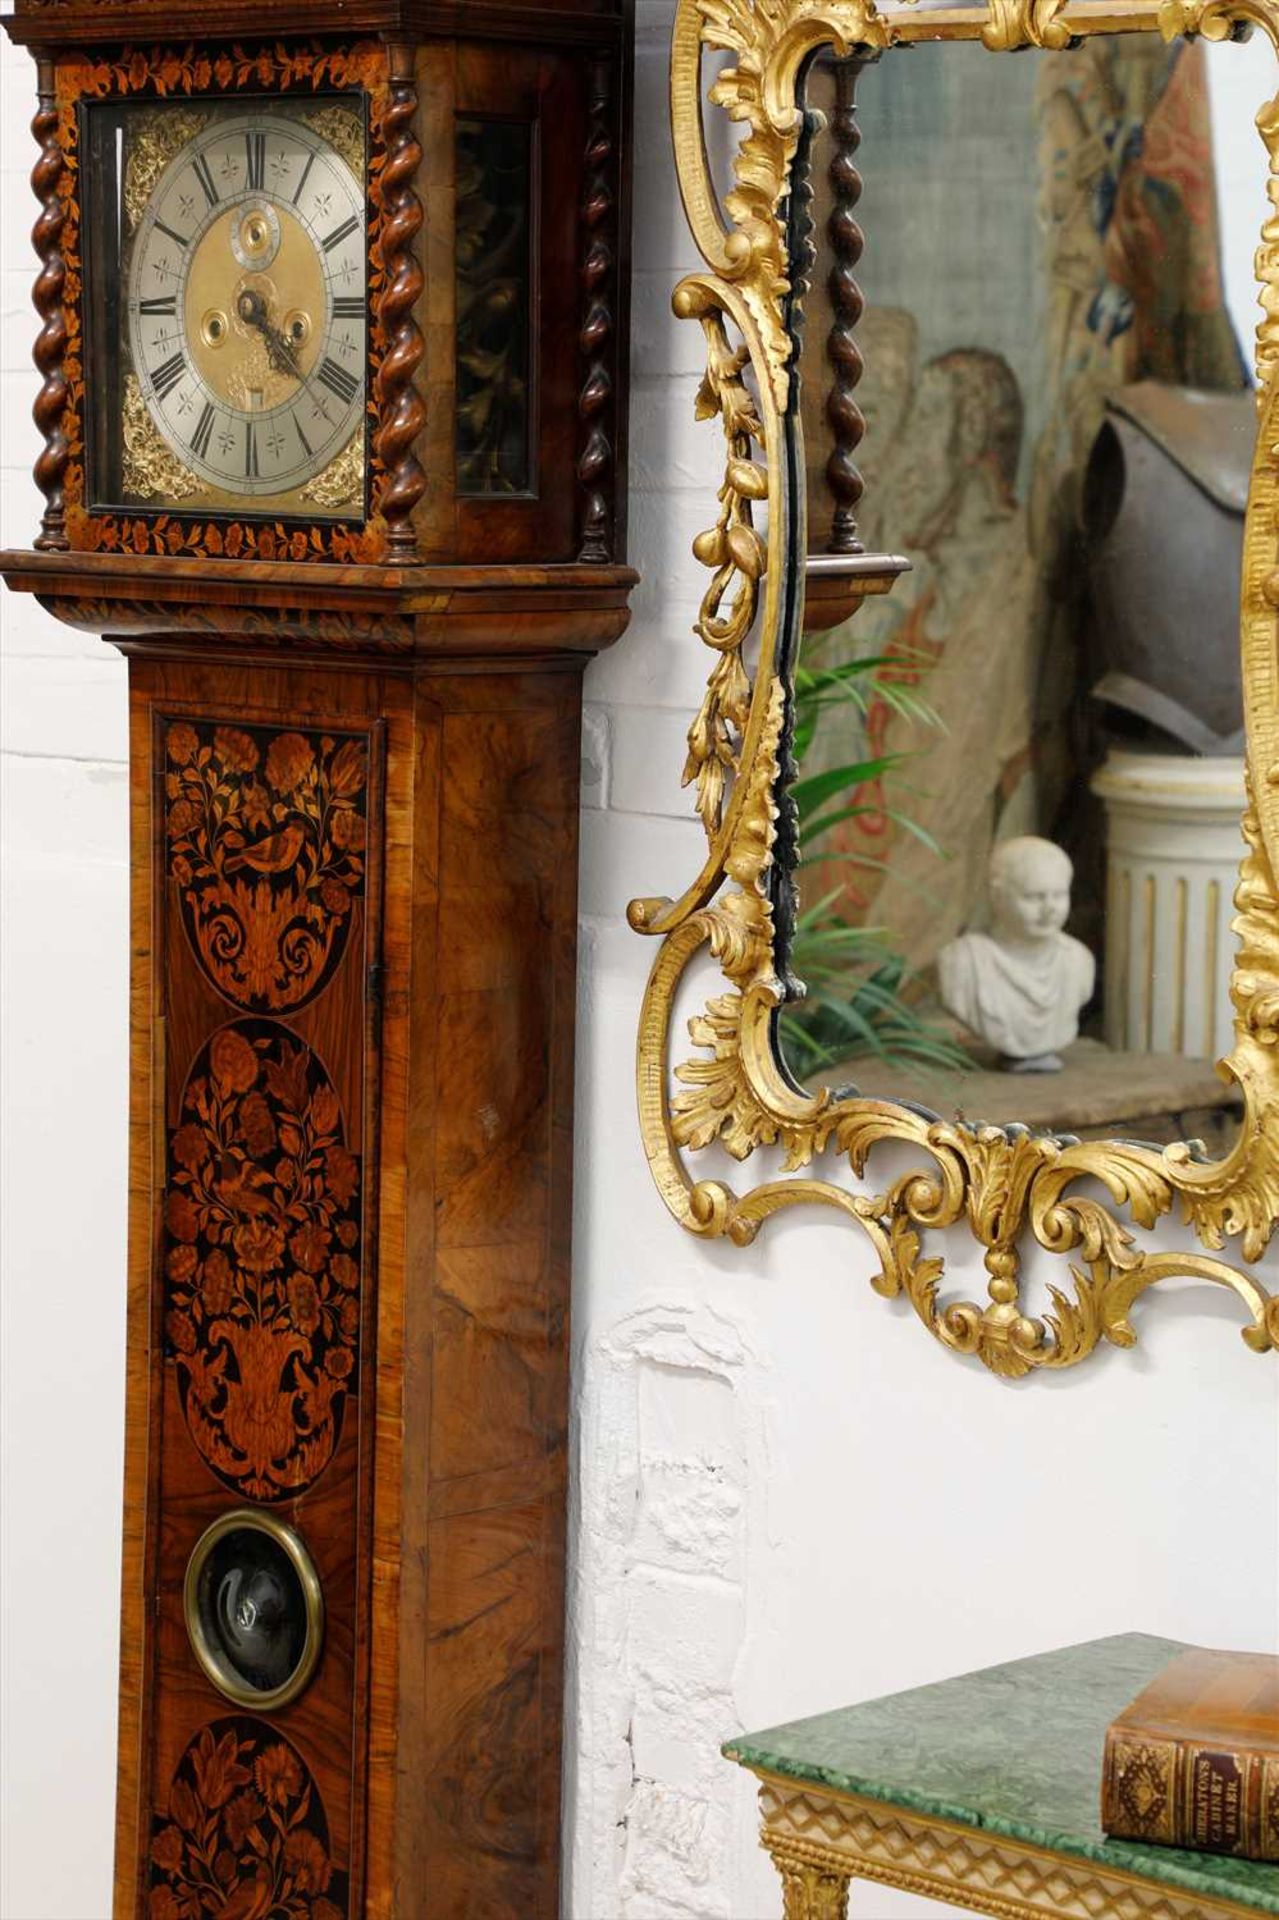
[726,1635,1279,1917]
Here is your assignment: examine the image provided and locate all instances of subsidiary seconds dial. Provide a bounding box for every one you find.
[127,113,368,501]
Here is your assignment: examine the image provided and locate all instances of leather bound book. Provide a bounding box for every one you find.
[1101,1647,1279,1861]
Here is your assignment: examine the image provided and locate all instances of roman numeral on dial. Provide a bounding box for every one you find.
[245,132,266,193]
[292,152,315,207]
[332,297,364,319]
[192,153,219,208]
[317,357,361,405]
[323,216,360,254]
[151,353,186,400]
[139,296,177,316]
[190,402,216,462]
[245,420,259,481]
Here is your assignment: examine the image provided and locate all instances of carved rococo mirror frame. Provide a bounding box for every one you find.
[633,0,1279,1377]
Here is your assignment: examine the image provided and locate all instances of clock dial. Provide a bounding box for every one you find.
[123,109,368,509]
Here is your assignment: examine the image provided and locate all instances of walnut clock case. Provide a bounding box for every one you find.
[0,3,634,1915]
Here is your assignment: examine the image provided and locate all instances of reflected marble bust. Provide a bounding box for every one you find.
[937,837,1096,1072]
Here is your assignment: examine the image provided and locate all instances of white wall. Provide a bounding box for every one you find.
[0,12,1276,1920]
[565,14,1279,1920]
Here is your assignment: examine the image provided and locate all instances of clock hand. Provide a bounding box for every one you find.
[236,288,303,381]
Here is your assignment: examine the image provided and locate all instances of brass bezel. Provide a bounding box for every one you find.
[633,0,1279,1377]
[183,1508,324,1713]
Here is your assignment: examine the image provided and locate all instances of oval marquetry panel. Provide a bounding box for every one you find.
[149,1717,349,1918]
[165,716,368,1013]
[164,1017,361,1501]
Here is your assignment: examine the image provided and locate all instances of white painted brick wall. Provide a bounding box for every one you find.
[1,11,1277,1919]
[567,18,1279,1920]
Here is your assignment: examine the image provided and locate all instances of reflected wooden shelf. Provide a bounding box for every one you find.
[803,551,912,631]
[819,1036,1243,1149]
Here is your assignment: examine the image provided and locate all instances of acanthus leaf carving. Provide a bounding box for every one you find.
[636,0,1279,1377]
[688,0,894,411]
[980,0,1074,49]
[680,297,769,840]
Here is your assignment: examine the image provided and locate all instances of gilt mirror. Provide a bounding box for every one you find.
[633,0,1279,1376]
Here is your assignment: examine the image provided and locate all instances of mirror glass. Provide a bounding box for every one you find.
[787,35,1258,1152]
[455,116,535,496]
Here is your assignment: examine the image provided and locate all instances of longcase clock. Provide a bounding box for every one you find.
[0,3,634,1914]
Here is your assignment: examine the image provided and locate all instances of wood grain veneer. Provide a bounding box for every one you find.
[102,632,608,1919]
[1,4,635,1913]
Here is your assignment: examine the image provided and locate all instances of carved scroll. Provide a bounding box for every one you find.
[1258,94,1279,396]
[374,45,427,561]
[578,52,619,564]
[823,55,870,555]
[632,0,1279,1379]
[31,56,70,553]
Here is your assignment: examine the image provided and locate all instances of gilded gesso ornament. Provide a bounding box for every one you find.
[980,0,1073,48]
[682,290,768,837]
[300,103,365,180]
[121,372,207,505]
[301,430,365,512]
[634,0,1279,1376]
[751,1777,1256,1918]
[123,105,207,231]
[1258,95,1279,394]
[671,0,894,413]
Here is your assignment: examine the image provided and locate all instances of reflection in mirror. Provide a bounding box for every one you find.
[788,34,1258,1152]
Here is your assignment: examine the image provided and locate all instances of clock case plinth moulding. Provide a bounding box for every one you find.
[0,3,636,1917]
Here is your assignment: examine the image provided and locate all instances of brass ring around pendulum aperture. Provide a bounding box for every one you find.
[183,1509,324,1712]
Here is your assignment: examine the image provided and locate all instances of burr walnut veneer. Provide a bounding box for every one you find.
[1,2,635,1913]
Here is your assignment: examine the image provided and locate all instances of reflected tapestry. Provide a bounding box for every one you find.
[791,35,1247,1130]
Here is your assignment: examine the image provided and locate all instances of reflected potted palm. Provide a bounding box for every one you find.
[782,632,972,1080]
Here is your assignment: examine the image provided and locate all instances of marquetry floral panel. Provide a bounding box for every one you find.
[165,718,368,1014]
[149,1718,348,1918]
[164,1018,362,1502]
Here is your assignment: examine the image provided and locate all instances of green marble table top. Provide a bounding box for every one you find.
[725,1633,1279,1914]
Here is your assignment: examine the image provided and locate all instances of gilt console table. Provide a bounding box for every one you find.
[725,1635,1279,1919]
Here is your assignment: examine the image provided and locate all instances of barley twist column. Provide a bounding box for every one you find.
[31,56,70,553]
[577,51,617,564]
[375,45,427,561]
[824,55,871,556]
